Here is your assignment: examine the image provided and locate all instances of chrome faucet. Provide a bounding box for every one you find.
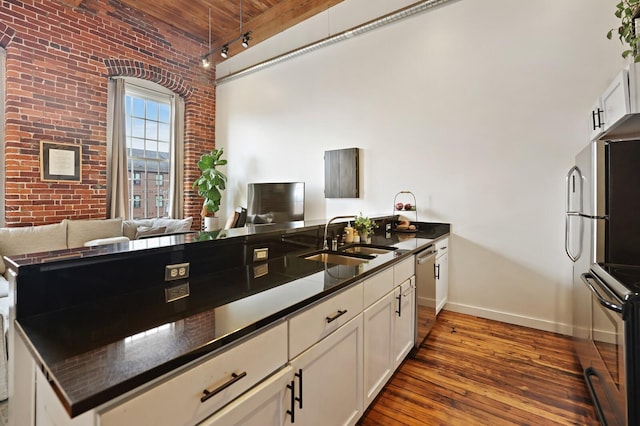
[323,215,356,251]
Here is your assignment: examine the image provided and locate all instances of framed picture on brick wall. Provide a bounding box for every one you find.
[40,141,82,182]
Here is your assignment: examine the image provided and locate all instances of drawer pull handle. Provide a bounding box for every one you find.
[200,371,247,403]
[326,309,347,323]
[295,368,303,408]
[287,380,296,422]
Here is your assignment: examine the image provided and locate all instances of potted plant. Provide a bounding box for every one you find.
[193,148,227,231]
[354,212,377,243]
[607,0,640,62]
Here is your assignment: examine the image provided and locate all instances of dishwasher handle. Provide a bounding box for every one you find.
[416,247,437,264]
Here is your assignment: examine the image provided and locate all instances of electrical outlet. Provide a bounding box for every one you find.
[165,262,190,281]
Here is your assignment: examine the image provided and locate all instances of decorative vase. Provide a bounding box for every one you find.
[204,216,220,232]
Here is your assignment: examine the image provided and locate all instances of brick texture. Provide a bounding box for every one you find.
[1,0,215,227]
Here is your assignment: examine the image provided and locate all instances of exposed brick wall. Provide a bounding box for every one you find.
[1,0,215,227]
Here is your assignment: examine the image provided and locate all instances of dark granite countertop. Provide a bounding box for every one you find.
[14,221,449,417]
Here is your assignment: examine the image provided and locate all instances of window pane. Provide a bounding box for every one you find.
[131,118,145,138]
[146,120,158,141]
[158,123,170,142]
[159,104,170,123]
[146,101,158,120]
[158,142,169,159]
[132,98,145,118]
[146,140,158,157]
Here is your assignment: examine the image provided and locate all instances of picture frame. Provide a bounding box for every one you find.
[40,141,82,182]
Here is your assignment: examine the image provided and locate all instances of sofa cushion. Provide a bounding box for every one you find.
[0,222,68,274]
[123,217,193,239]
[65,218,123,249]
[135,226,166,239]
[152,217,193,234]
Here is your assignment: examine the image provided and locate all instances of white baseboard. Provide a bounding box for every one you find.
[442,302,573,336]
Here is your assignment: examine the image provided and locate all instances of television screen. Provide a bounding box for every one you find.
[247,182,305,224]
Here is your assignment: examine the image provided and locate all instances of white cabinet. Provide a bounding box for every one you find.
[588,63,640,140]
[288,315,364,426]
[363,291,395,406]
[199,366,293,426]
[435,238,449,315]
[393,277,415,368]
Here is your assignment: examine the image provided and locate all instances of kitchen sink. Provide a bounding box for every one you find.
[301,250,374,266]
[340,244,398,256]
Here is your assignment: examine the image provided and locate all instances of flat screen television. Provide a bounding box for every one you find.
[246,182,305,224]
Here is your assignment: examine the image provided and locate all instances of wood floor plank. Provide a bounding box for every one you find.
[358,310,600,426]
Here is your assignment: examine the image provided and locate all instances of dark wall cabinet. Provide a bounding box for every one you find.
[324,148,359,198]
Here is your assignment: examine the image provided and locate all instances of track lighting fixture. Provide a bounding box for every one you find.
[200,0,253,67]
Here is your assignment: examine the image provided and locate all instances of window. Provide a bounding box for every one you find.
[125,84,173,219]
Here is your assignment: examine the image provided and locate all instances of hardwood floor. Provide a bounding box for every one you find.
[358,311,600,426]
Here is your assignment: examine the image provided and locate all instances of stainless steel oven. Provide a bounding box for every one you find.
[576,271,628,425]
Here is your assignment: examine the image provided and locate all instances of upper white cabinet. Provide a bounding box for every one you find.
[589,63,640,141]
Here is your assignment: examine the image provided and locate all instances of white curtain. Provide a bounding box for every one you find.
[169,96,185,218]
[106,78,130,219]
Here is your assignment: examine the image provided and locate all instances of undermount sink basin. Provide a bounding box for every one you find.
[340,244,398,256]
[301,251,374,266]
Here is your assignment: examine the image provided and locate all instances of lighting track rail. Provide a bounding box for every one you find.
[215,0,452,85]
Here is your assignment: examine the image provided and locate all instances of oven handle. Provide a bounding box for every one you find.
[581,273,623,314]
[583,367,607,426]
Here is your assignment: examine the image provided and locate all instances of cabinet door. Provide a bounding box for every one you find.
[289,315,364,426]
[393,278,415,368]
[436,252,449,315]
[200,366,293,426]
[363,291,395,407]
[601,69,630,132]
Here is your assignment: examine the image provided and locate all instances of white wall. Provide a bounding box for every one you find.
[215,0,625,333]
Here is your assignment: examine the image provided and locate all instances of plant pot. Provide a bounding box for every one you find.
[203,216,220,232]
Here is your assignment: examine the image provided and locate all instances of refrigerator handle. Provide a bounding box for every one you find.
[565,166,583,262]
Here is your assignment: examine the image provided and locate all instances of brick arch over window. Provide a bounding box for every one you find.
[0,22,17,48]
[104,59,194,98]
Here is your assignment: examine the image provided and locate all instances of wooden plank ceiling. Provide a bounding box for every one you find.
[115,0,344,62]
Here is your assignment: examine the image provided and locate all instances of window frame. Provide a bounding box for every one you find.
[124,81,175,220]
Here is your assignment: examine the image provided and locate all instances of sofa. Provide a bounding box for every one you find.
[0,216,194,400]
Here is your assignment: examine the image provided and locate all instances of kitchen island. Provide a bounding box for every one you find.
[6,219,449,425]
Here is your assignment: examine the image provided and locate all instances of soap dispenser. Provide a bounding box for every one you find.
[344,222,354,243]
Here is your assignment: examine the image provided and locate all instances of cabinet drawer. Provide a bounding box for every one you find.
[289,283,363,359]
[364,267,394,308]
[393,256,414,288]
[436,237,449,256]
[99,322,288,426]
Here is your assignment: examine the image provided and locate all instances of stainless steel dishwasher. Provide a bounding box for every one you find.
[415,245,437,349]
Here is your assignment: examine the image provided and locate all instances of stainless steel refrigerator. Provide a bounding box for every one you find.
[566,139,640,426]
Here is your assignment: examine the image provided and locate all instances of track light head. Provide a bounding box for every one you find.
[242,32,251,48]
[221,45,229,59]
[201,56,211,68]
